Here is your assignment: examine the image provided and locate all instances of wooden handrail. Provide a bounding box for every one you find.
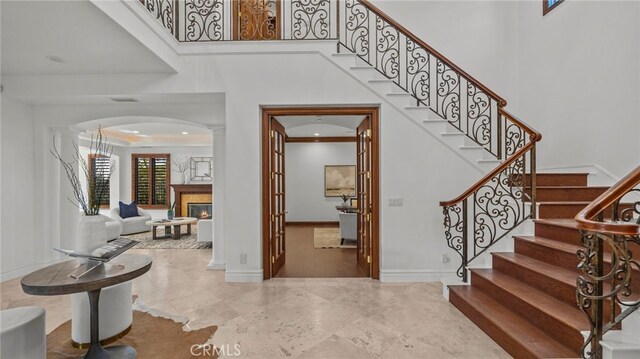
[439,109,541,207]
[500,109,542,140]
[575,166,640,236]
[357,0,508,107]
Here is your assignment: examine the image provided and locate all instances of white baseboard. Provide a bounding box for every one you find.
[0,258,62,282]
[207,260,226,270]
[379,269,456,283]
[225,269,263,282]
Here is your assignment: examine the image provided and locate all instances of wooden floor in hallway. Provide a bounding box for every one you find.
[275,224,367,278]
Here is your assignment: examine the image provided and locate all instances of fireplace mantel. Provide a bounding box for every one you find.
[171,184,213,217]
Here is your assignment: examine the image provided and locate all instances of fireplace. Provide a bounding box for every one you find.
[188,203,212,219]
[170,184,213,217]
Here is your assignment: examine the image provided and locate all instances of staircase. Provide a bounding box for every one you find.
[448,172,640,358]
[449,173,593,357]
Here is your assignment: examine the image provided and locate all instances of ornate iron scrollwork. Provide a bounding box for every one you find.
[291,0,330,39]
[436,59,461,129]
[344,0,370,61]
[467,83,493,154]
[443,203,466,279]
[406,39,430,107]
[142,0,174,34]
[375,16,399,83]
[184,0,224,41]
[577,187,640,359]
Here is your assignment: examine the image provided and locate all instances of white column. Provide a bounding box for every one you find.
[208,126,226,269]
[54,127,82,251]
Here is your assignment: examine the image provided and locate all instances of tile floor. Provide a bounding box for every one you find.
[0,249,509,358]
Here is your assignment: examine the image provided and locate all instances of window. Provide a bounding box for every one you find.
[543,0,564,15]
[89,154,111,208]
[131,154,170,208]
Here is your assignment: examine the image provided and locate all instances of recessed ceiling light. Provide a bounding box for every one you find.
[132,131,140,134]
[182,132,189,135]
[45,55,66,63]
[314,133,320,136]
[119,129,141,134]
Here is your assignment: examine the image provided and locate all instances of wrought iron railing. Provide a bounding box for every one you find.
[440,110,540,281]
[575,166,640,359]
[137,0,543,283]
[138,0,338,41]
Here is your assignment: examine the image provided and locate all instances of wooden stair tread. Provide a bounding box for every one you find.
[534,218,579,230]
[449,285,578,358]
[492,252,578,288]
[472,268,588,331]
[514,235,581,254]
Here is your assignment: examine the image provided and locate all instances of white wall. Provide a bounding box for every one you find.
[370,0,520,111]
[517,0,640,179]
[0,97,41,279]
[114,145,214,219]
[285,142,356,222]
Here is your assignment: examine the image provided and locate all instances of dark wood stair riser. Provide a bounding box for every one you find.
[526,187,609,202]
[492,254,577,306]
[514,239,581,273]
[449,290,539,359]
[470,271,584,353]
[523,173,589,187]
[534,221,582,244]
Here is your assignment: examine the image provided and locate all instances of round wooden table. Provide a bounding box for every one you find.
[21,254,152,359]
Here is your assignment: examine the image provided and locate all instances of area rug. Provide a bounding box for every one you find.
[46,301,218,359]
[124,226,212,249]
[313,227,356,248]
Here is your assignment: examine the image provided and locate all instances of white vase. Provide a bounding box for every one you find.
[177,172,185,184]
[184,174,191,184]
[77,215,107,254]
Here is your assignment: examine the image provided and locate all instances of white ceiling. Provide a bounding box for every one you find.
[1,0,174,75]
[276,115,365,137]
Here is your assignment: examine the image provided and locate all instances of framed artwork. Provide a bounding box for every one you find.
[543,0,564,15]
[324,165,356,197]
[190,157,213,181]
[350,198,358,208]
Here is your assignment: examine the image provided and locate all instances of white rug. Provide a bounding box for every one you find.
[313,228,357,249]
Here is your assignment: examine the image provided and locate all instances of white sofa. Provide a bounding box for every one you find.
[110,206,152,235]
[339,212,357,245]
[101,214,123,240]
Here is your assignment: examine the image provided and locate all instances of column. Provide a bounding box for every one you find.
[54,127,83,251]
[208,126,226,269]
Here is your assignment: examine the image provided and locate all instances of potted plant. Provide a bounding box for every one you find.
[51,126,113,253]
[167,201,176,220]
[340,193,351,207]
[172,157,190,184]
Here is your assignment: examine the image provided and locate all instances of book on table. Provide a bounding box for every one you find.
[53,238,139,279]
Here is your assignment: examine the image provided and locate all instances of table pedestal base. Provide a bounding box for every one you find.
[81,345,136,359]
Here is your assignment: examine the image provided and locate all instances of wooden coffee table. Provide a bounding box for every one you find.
[145,217,197,240]
[21,254,152,359]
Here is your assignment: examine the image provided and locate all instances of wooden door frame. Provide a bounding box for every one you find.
[232,0,282,41]
[261,106,380,280]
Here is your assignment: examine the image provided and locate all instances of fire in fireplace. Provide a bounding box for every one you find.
[187,203,212,219]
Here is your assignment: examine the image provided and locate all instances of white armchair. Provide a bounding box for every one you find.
[339,212,357,245]
[110,206,152,235]
[101,214,123,240]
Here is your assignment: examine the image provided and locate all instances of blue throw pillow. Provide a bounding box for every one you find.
[119,201,139,219]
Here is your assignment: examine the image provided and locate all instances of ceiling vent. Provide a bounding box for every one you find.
[110,98,139,103]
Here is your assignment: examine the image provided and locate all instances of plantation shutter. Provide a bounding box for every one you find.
[89,155,110,207]
[132,154,170,208]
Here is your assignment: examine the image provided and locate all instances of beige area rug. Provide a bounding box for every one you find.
[313,227,357,249]
[125,225,212,249]
[46,300,218,359]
